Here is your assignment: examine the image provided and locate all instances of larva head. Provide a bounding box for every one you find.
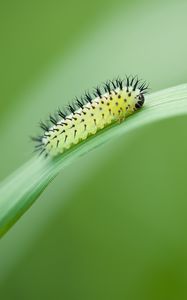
[130,78,148,110]
[135,92,145,110]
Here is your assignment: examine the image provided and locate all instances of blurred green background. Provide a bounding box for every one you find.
[0,0,187,299]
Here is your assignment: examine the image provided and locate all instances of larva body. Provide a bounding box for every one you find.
[34,77,148,157]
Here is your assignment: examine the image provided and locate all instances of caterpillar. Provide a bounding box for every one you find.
[33,76,148,157]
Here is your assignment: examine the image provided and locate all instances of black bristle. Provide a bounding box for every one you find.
[35,143,44,148]
[125,76,130,91]
[40,121,49,131]
[132,78,139,91]
[110,80,117,89]
[139,81,148,92]
[68,104,76,114]
[116,78,123,90]
[94,87,102,98]
[58,108,66,119]
[31,135,43,142]
[76,97,84,108]
[80,96,86,105]
[104,82,111,93]
[84,92,92,103]
[130,76,135,86]
[50,115,58,125]
[39,148,46,156]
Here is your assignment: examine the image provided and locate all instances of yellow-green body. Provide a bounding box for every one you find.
[42,85,143,156]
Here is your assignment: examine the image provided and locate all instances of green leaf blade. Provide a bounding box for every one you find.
[0,84,187,237]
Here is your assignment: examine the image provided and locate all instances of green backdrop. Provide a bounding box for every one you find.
[0,0,187,299]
